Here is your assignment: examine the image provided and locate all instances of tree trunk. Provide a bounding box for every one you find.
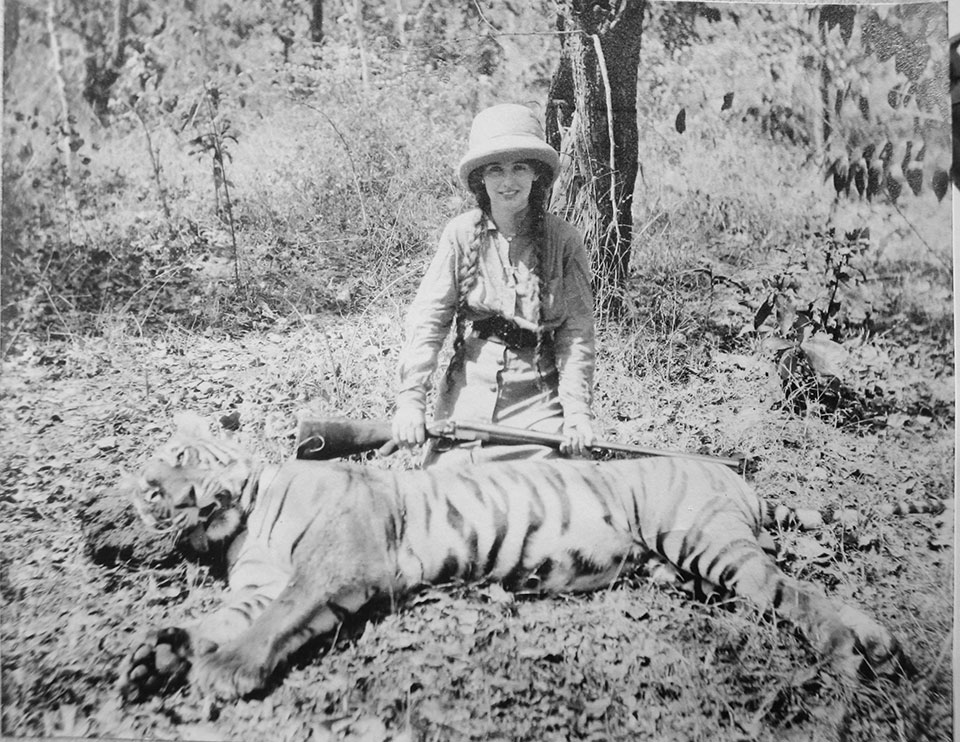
[548,0,645,315]
[3,0,20,87]
[817,11,831,149]
[83,0,130,122]
[310,0,323,45]
[353,0,369,89]
[545,13,573,153]
[46,0,74,186]
[112,0,129,67]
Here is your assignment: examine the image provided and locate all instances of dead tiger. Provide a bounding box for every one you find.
[117,414,915,701]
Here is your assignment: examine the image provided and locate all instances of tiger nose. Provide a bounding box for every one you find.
[175,485,197,508]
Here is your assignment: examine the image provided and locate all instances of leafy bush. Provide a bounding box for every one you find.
[1,3,558,343]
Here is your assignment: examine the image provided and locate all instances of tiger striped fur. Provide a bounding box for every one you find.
[118,415,914,701]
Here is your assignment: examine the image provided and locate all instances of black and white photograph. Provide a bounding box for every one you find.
[1,1,953,740]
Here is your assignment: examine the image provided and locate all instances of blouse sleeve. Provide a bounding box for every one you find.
[395,222,460,413]
[552,228,595,422]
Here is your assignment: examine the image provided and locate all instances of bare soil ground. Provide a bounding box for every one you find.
[0,323,953,742]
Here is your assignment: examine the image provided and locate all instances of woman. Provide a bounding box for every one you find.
[392,103,595,465]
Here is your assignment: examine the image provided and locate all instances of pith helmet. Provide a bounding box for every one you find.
[457,103,560,188]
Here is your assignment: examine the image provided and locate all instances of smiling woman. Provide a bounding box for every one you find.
[391,104,597,467]
[481,160,538,217]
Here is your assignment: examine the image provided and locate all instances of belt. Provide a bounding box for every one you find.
[472,316,547,350]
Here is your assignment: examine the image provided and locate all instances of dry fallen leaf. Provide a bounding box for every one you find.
[582,696,611,718]
[791,535,832,563]
[800,334,849,379]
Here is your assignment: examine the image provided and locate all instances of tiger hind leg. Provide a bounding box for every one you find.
[727,549,913,678]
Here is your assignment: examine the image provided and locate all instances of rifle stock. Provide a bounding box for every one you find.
[296,419,465,460]
[296,418,743,471]
[296,418,394,460]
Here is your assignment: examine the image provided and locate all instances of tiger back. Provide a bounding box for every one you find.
[375,456,759,595]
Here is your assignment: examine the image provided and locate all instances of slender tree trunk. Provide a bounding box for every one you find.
[3,0,20,87]
[112,0,129,67]
[83,0,129,122]
[1,0,17,334]
[46,0,74,186]
[817,11,831,149]
[353,0,369,89]
[548,0,645,315]
[545,12,573,153]
[310,0,323,45]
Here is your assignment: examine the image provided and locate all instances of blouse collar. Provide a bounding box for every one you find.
[484,214,531,239]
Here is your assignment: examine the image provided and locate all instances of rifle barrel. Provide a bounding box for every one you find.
[442,420,743,471]
[295,417,743,471]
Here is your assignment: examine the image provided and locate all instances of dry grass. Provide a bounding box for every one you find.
[0,302,953,740]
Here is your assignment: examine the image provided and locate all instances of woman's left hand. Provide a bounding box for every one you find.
[560,416,594,457]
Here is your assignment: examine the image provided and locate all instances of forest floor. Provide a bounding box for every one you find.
[0,313,954,742]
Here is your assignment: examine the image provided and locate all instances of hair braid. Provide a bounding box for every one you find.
[446,210,485,386]
[526,163,551,392]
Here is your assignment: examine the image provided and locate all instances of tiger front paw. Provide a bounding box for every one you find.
[118,627,196,702]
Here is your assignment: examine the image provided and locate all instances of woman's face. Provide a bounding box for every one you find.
[481,159,539,216]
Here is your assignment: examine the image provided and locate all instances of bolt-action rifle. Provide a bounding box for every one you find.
[295,418,743,471]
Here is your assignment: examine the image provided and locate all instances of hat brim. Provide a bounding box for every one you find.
[458,137,560,188]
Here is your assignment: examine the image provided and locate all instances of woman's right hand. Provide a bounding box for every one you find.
[392,407,427,448]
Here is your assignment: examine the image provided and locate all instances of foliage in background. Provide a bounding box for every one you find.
[0,1,951,436]
[643,3,949,202]
[2,0,556,340]
[622,1,950,427]
[3,1,950,346]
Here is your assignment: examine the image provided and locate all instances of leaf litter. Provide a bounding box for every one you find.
[0,328,953,741]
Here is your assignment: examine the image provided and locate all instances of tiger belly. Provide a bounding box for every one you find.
[392,461,642,593]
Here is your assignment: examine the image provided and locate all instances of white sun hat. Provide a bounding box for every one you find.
[457,103,560,188]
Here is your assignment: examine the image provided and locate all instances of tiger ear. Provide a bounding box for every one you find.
[172,411,212,438]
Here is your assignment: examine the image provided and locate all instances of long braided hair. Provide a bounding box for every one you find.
[445,160,553,388]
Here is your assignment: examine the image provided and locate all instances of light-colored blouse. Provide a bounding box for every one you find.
[396,209,595,424]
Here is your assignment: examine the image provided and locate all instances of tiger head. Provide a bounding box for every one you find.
[127,413,257,555]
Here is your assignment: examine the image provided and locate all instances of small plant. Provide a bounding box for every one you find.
[750,226,892,423]
[185,85,241,290]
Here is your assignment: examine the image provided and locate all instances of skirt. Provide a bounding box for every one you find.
[423,334,564,468]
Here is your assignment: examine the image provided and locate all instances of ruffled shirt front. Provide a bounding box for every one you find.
[397,209,595,423]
